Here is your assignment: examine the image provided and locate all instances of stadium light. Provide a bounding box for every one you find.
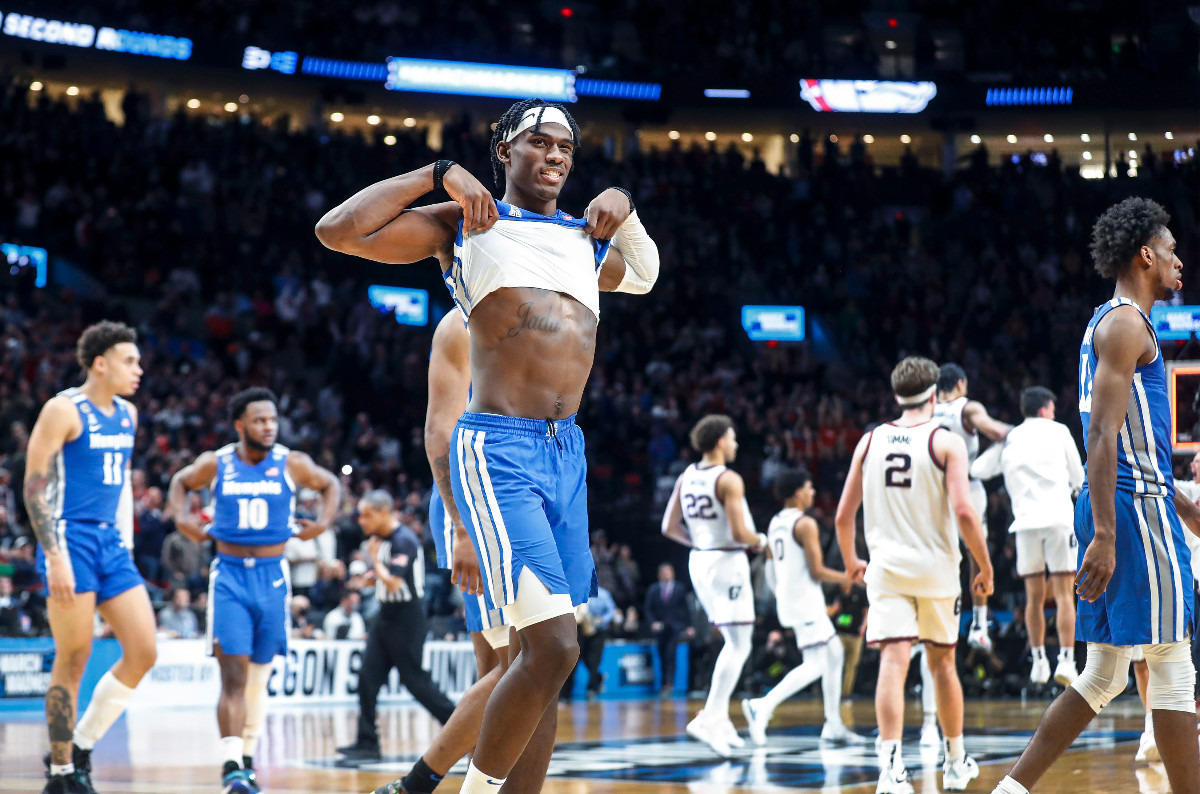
[900,134,911,144]
[1080,133,1091,142]
[30,81,43,91]
[186,98,200,109]
[223,102,237,112]
[1128,133,1137,141]
[741,132,753,142]
[1043,134,1054,143]
[329,112,344,122]
[367,115,381,125]
[704,131,716,141]
[66,86,79,96]
[789,133,800,143]
[970,134,981,144]
[1006,134,1017,143]
[1166,131,1174,140]
[403,117,416,127]
[863,134,875,143]
[383,135,396,146]
[342,465,353,475]
[1082,151,1092,160]
[668,130,680,140]
[1129,150,1137,159]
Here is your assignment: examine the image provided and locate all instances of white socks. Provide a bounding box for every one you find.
[74,671,135,750]
[1059,646,1075,664]
[973,605,988,629]
[704,624,753,718]
[922,711,938,730]
[221,736,245,767]
[820,640,845,727]
[993,775,1029,794]
[878,739,903,771]
[1145,710,1155,733]
[460,761,505,792]
[1031,646,1047,664]
[49,763,75,776]
[242,663,273,758]
[945,734,965,764]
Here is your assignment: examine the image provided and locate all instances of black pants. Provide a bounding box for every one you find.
[654,625,684,690]
[562,628,609,697]
[356,601,456,745]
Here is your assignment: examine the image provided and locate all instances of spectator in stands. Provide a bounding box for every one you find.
[323,590,366,640]
[161,523,206,594]
[134,485,172,584]
[290,594,321,639]
[0,575,28,636]
[157,587,200,639]
[286,489,338,598]
[563,584,619,701]
[828,580,869,699]
[6,537,38,591]
[645,562,692,695]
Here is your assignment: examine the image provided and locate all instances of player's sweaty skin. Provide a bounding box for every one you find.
[469,286,597,421]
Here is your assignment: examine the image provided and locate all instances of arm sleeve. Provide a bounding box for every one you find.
[970,442,1004,481]
[117,478,134,553]
[612,211,660,294]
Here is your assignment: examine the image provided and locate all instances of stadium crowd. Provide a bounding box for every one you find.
[1,74,1199,697]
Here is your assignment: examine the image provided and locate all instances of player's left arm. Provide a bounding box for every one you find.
[795,516,849,584]
[286,452,342,541]
[963,401,1012,442]
[660,474,693,547]
[589,190,659,295]
[716,471,766,550]
[116,403,138,551]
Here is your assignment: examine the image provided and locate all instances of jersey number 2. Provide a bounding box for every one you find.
[101,452,124,486]
[884,453,912,488]
[237,498,270,530]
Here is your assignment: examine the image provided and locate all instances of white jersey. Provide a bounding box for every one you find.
[934,397,979,462]
[767,507,826,628]
[861,420,961,597]
[449,200,610,319]
[678,463,756,550]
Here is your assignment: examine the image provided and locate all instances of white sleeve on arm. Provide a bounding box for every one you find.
[117,478,134,553]
[612,211,660,294]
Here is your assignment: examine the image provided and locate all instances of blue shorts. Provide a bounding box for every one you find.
[430,488,507,634]
[1075,488,1194,645]
[450,412,596,613]
[208,554,290,664]
[37,520,143,604]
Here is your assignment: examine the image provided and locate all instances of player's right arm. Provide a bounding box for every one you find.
[660,475,693,547]
[937,430,994,597]
[1079,306,1155,601]
[167,452,219,543]
[315,165,497,264]
[835,433,871,583]
[22,396,81,603]
[795,516,849,584]
[963,401,1013,442]
[425,312,483,595]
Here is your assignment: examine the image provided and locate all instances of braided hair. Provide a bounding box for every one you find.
[490,98,581,188]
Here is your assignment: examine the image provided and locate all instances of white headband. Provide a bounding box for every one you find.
[896,384,936,407]
[505,106,573,142]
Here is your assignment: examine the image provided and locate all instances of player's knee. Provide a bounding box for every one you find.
[55,647,92,680]
[1071,643,1131,712]
[125,642,157,677]
[1145,641,1196,713]
[219,662,249,693]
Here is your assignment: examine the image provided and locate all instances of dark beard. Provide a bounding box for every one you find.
[245,436,273,452]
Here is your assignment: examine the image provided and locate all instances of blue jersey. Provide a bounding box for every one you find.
[56,388,135,525]
[208,443,297,545]
[1077,298,1173,498]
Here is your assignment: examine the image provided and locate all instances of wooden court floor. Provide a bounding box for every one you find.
[0,695,1166,793]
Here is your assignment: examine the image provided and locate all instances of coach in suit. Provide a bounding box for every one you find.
[645,562,693,694]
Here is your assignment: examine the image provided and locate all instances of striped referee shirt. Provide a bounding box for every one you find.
[374,525,425,604]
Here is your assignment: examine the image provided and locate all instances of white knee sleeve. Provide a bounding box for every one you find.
[1144,641,1196,713]
[480,624,511,649]
[242,662,273,756]
[1071,643,1132,713]
[503,567,574,631]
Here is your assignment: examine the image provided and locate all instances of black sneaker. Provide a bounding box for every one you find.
[220,766,254,794]
[42,773,89,794]
[72,747,97,794]
[371,781,408,794]
[242,756,261,793]
[336,742,381,759]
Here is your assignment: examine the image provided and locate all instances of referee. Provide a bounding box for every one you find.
[338,490,456,759]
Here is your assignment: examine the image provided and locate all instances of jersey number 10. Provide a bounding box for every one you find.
[237,497,270,530]
[101,452,124,486]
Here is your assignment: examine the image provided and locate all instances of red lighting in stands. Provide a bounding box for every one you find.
[767,340,779,348]
[888,17,899,27]
[561,7,573,16]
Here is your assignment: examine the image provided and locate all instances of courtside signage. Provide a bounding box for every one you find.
[1152,304,1200,341]
[742,305,805,341]
[799,78,936,113]
[386,57,576,101]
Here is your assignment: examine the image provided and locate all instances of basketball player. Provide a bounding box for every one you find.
[24,321,157,794]
[837,357,993,793]
[317,98,659,794]
[368,309,551,794]
[990,199,1200,794]
[169,388,340,794]
[741,467,865,747]
[662,415,766,757]
[935,362,1012,651]
[971,386,1084,687]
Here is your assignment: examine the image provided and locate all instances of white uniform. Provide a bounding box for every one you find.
[934,396,987,528]
[679,463,756,625]
[970,417,1084,577]
[861,421,962,646]
[768,507,836,648]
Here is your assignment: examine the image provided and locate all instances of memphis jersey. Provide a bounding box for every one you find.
[56,388,135,525]
[679,464,756,550]
[861,421,961,597]
[208,444,297,545]
[1078,299,1172,498]
[767,507,824,627]
[446,201,611,320]
[934,397,980,466]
